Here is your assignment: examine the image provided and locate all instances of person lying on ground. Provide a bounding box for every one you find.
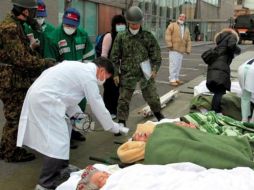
[57,162,254,190]
[117,120,254,170]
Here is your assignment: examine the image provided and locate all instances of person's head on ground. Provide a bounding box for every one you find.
[35,0,47,26]
[11,0,37,22]
[76,165,110,190]
[132,132,151,142]
[125,6,143,35]
[177,13,186,25]
[62,7,80,35]
[93,57,114,85]
[111,14,126,36]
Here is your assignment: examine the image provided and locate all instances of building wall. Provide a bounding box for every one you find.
[0,1,12,20]
[98,4,122,34]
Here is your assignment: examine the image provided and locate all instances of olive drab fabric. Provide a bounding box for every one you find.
[44,25,95,62]
[11,0,37,8]
[125,6,143,24]
[110,29,161,90]
[110,28,162,121]
[0,14,54,89]
[0,13,54,161]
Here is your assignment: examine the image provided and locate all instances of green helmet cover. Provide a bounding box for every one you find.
[125,6,143,24]
[12,0,37,8]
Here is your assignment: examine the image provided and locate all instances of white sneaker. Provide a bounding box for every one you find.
[34,184,54,190]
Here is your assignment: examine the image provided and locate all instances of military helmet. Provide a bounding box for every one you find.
[12,0,37,8]
[125,6,143,24]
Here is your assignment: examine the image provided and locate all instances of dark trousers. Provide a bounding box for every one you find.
[0,88,27,160]
[211,89,226,113]
[38,155,69,189]
[103,77,119,115]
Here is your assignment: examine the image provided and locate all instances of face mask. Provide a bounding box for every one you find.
[36,17,45,26]
[97,71,106,86]
[24,8,42,32]
[116,25,126,32]
[129,27,140,35]
[63,27,76,35]
[97,77,106,86]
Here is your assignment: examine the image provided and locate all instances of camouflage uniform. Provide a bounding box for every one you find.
[0,13,54,162]
[110,28,162,121]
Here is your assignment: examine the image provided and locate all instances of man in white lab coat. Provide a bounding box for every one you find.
[16,57,128,190]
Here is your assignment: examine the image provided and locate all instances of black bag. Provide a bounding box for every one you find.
[201,48,219,65]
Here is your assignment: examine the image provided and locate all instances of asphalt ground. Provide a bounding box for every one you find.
[1,41,254,189]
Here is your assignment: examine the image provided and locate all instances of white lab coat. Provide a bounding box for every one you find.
[17,61,115,160]
[238,58,254,93]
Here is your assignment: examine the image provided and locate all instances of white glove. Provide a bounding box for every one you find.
[118,123,129,135]
[108,122,129,135]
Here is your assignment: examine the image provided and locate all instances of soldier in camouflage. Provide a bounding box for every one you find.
[0,0,55,162]
[110,6,164,129]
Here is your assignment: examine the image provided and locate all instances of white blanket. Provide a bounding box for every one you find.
[57,163,254,190]
[194,80,254,102]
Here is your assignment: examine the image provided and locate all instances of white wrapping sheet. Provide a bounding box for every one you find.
[57,163,254,190]
[194,80,254,102]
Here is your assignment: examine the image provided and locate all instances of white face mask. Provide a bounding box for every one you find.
[129,27,140,35]
[97,72,106,86]
[63,27,76,35]
[36,17,45,26]
[116,25,126,32]
[97,78,106,86]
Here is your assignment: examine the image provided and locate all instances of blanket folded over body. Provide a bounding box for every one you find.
[144,123,254,169]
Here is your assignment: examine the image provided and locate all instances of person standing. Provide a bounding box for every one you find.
[16,57,128,190]
[206,28,241,113]
[24,0,55,57]
[44,7,95,143]
[101,14,127,119]
[0,0,55,162]
[44,7,95,62]
[238,58,254,123]
[194,24,201,41]
[110,6,164,128]
[165,13,191,86]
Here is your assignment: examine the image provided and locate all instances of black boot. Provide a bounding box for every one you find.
[114,120,126,136]
[4,147,36,162]
[154,112,165,121]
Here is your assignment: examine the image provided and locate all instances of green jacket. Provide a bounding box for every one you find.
[24,21,55,57]
[44,25,95,62]
[110,28,162,89]
[0,13,54,90]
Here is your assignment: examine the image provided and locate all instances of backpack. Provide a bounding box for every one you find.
[95,32,109,57]
[201,48,219,65]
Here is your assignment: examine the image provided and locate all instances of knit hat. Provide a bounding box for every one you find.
[63,7,80,27]
[36,0,47,17]
[117,141,146,163]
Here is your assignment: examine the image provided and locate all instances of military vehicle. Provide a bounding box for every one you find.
[234,14,254,44]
